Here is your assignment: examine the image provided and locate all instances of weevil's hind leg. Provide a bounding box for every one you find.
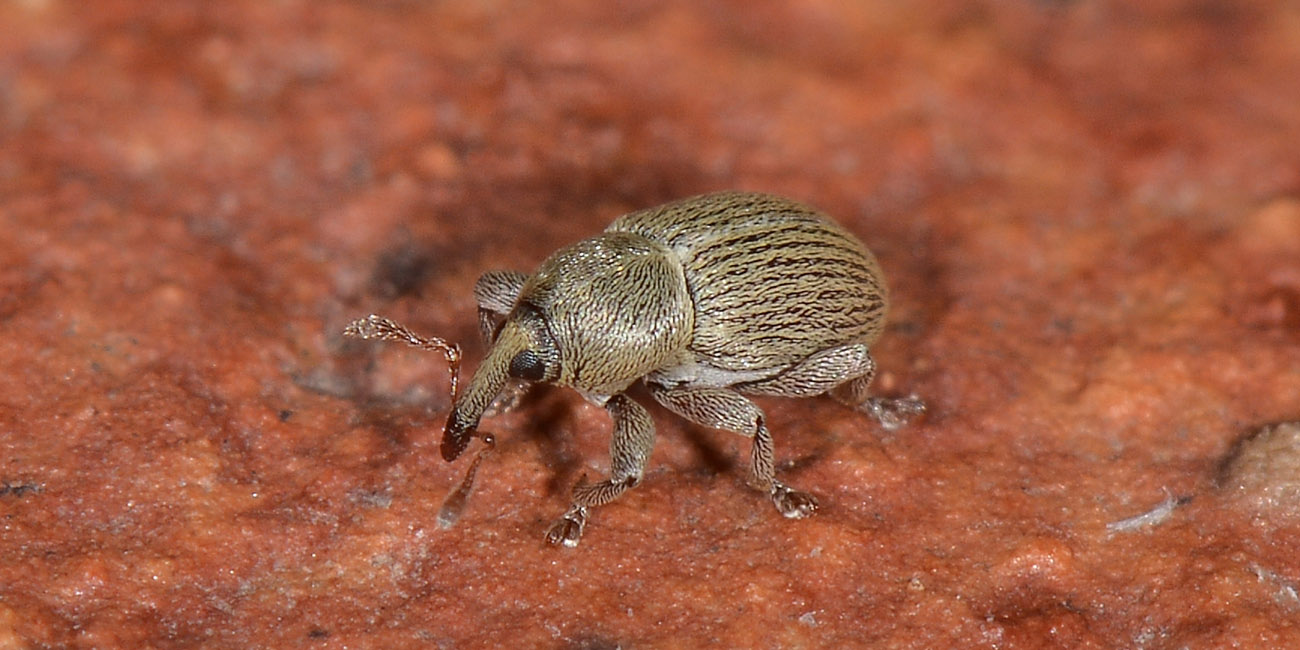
[546,394,656,547]
[648,385,818,519]
[737,343,923,431]
[829,361,926,432]
[474,270,532,417]
[738,343,875,398]
[727,344,923,508]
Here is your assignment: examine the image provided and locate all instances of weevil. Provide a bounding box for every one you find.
[345,192,924,546]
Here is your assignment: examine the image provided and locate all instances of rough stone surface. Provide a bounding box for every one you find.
[3,0,1300,647]
[1219,422,1300,521]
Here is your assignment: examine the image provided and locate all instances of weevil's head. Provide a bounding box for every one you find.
[442,232,692,462]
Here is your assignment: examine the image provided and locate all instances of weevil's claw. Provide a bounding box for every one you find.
[864,395,926,431]
[771,482,819,519]
[545,507,588,548]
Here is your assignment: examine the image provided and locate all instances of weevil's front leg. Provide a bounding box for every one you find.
[474,270,528,314]
[648,385,818,519]
[474,270,532,417]
[546,393,656,548]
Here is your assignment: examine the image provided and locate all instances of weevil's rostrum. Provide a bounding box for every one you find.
[346,191,924,547]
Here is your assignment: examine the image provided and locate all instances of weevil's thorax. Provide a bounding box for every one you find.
[515,231,694,398]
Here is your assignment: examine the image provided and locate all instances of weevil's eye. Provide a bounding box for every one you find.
[508,349,547,381]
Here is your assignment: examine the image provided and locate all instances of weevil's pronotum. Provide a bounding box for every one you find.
[345,192,924,546]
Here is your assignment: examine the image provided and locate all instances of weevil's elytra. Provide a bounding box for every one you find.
[345,191,924,547]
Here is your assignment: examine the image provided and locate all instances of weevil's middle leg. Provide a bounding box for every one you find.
[751,417,819,518]
[545,393,656,548]
[648,384,818,519]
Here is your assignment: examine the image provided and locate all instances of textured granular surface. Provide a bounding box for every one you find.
[3,1,1300,648]
[1219,422,1300,521]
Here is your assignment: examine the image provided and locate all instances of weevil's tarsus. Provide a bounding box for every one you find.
[436,433,496,529]
[862,395,927,431]
[751,418,819,518]
[545,505,588,548]
[770,482,820,519]
[343,315,463,401]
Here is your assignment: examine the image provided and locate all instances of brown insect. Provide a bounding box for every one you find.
[346,192,923,546]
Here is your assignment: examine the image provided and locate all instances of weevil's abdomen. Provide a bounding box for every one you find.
[608,192,888,374]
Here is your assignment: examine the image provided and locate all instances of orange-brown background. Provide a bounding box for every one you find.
[2,1,1298,647]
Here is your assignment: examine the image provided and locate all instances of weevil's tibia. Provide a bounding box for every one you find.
[437,433,495,528]
[343,315,463,400]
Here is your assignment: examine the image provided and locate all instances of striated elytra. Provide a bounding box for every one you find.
[347,191,924,547]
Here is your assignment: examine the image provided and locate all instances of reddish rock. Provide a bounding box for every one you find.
[1219,422,1300,522]
[2,0,1300,647]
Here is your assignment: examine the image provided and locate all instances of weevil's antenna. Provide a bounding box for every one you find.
[436,433,495,528]
[345,315,493,527]
[343,315,463,400]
